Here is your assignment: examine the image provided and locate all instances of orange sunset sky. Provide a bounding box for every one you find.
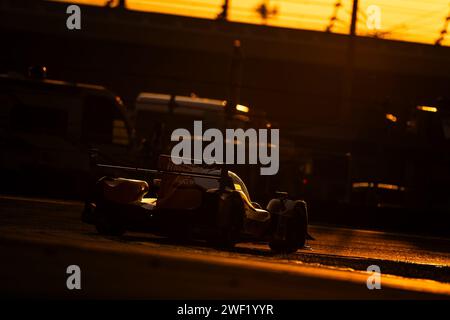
[55,0,450,46]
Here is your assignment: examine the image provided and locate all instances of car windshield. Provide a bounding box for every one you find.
[228,171,251,201]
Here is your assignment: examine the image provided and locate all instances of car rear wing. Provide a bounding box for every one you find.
[96,163,223,180]
[96,154,224,180]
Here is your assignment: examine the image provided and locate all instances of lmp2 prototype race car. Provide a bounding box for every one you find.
[82,155,311,253]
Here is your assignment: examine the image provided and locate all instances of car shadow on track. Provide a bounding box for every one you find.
[87,231,297,258]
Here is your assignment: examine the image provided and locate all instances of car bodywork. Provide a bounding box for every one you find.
[83,155,310,253]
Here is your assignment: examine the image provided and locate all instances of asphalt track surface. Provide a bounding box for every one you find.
[1,195,450,299]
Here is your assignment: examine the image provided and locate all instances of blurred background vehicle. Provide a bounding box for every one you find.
[0,70,135,198]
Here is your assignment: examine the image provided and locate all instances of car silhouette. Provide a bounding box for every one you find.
[83,155,311,253]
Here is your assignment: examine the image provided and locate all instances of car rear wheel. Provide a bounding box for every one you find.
[209,191,244,249]
[94,205,126,237]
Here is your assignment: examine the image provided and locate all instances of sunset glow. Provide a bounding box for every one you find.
[54,0,450,46]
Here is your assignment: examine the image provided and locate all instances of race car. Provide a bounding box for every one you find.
[82,155,311,253]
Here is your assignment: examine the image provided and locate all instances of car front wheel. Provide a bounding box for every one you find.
[268,199,308,254]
